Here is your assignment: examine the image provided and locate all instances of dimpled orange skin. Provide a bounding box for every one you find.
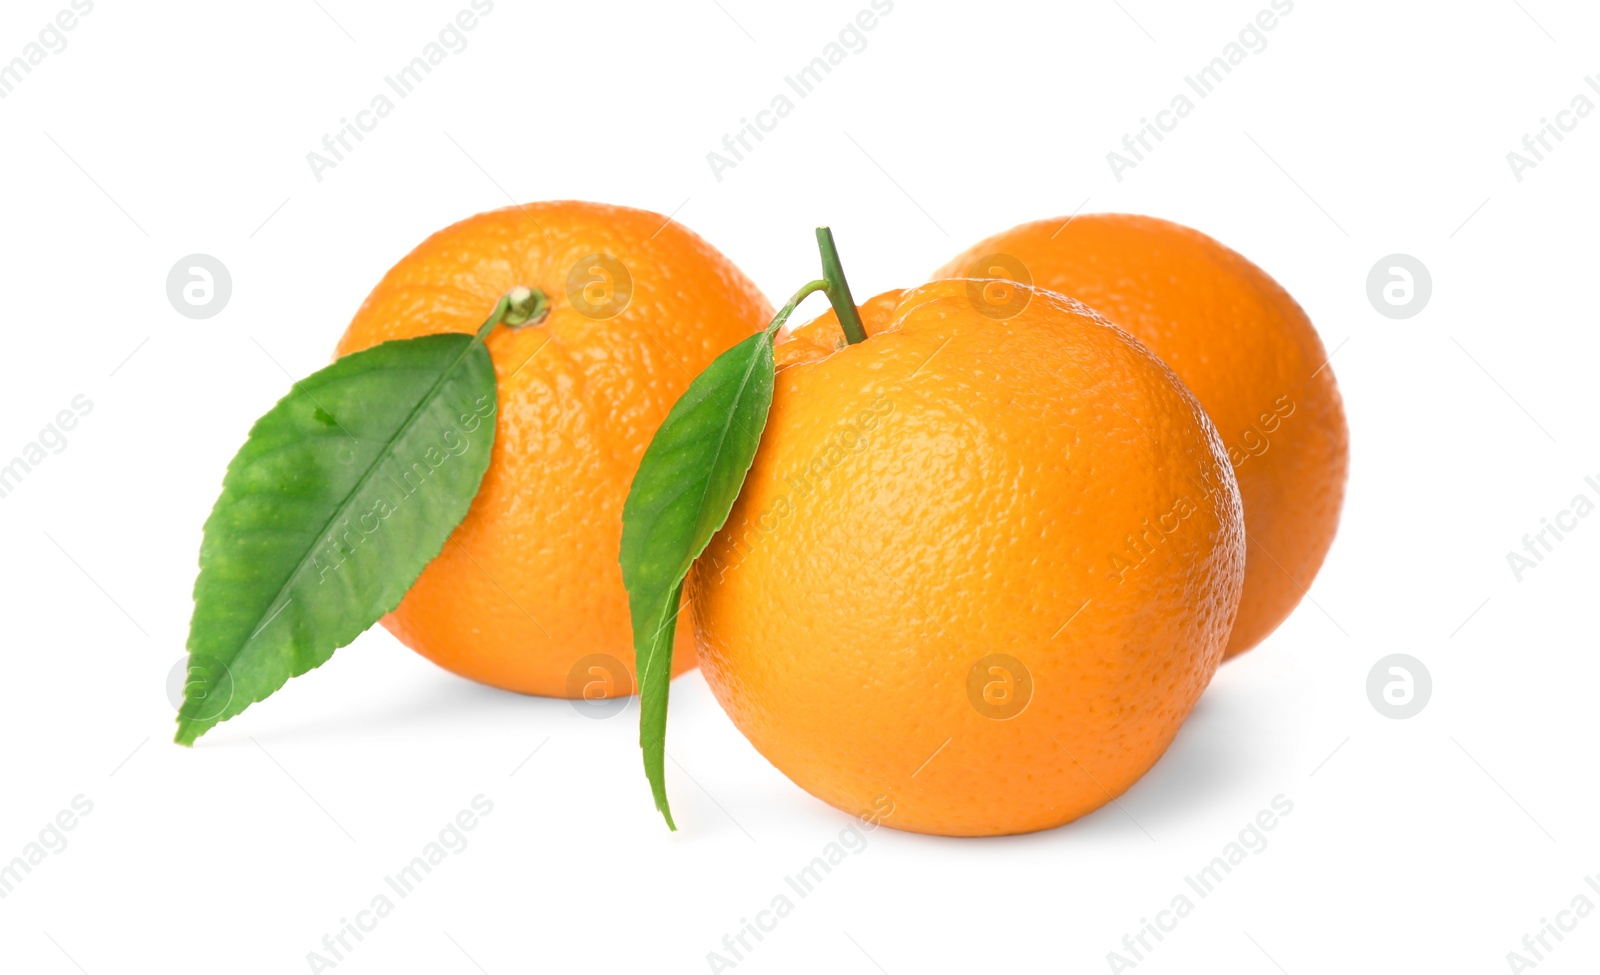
[336,202,772,696]
[691,281,1246,837]
[935,215,1348,658]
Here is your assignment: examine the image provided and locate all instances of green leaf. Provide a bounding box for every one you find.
[620,328,779,828]
[177,327,499,745]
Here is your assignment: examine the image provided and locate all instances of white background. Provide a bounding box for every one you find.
[1,1,1597,972]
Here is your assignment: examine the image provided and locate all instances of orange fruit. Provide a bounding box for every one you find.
[935,214,1348,657]
[690,281,1245,836]
[336,201,772,696]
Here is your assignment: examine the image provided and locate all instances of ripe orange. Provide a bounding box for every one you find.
[337,201,772,696]
[690,281,1245,836]
[935,215,1348,657]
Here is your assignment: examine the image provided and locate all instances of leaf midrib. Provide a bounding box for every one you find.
[671,335,770,570]
[196,335,487,673]
[636,333,771,677]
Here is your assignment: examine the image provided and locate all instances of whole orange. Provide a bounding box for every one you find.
[935,214,1348,657]
[691,281,1245,837]
[337,201,771,696]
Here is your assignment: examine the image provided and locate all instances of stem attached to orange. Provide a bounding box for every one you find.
[816,227,866,345]
[501,286,550,328]
[767,279,828,337]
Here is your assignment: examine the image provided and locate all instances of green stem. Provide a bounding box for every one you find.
[815,227,867,345]
[765,279,830,336]
[467,286,550,348]
[500,286,550,329]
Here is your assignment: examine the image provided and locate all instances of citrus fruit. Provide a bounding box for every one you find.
[935,214,1348,657]
[689,280,1246,836]
[336,201,772,696]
